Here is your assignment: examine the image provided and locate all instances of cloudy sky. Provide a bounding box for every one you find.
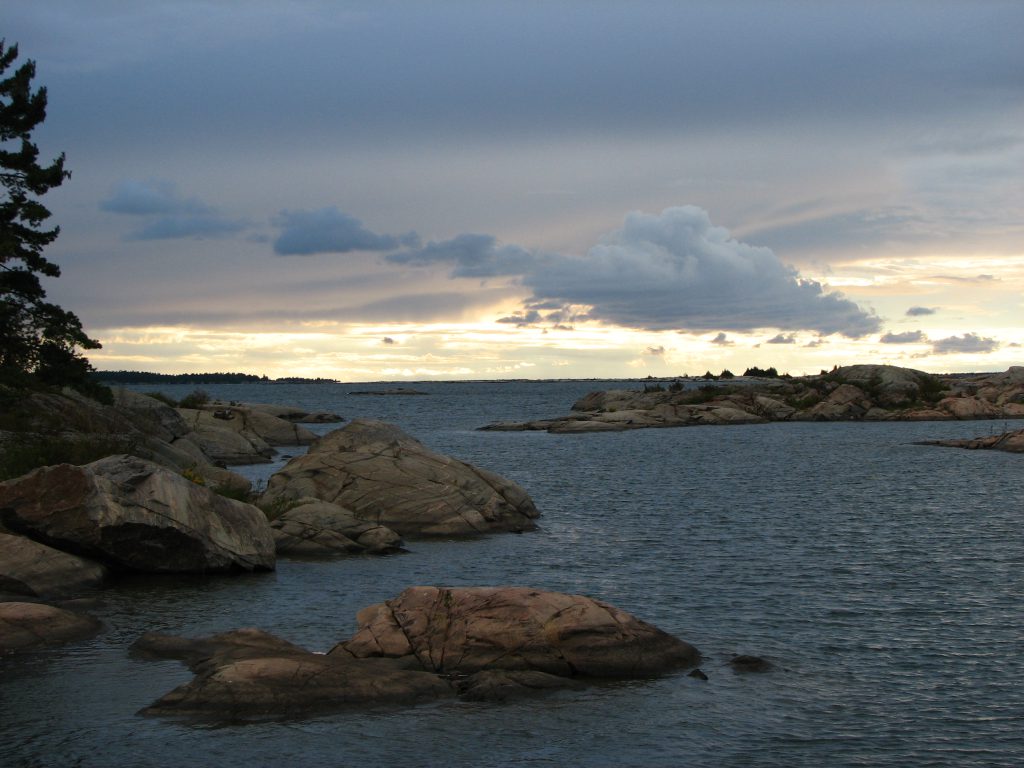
[6,0,1023,380]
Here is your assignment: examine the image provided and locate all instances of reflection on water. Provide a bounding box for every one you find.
[2,381,1022,767]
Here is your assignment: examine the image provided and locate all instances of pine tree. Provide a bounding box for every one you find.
[1,40,103,396]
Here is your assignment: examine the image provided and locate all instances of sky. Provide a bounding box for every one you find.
[5,0,1023,381]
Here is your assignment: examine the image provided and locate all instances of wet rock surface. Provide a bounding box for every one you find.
[919,427,1024,453]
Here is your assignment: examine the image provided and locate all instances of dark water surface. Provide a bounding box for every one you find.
[3,381,1022,767]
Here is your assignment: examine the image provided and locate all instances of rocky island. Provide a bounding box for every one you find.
[480,365,1024,433]
[134,586,700,717]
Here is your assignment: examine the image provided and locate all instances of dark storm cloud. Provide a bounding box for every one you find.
[931,333,999,355]
[906,306,937,317]
[880,330,926,344]
[273,208,418,256]
[387,234,534,278]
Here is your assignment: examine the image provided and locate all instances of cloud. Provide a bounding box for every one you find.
[906,306,937,316]
[645,345,666,356]
[386,206,879,337]
[880,330,926,344]
[496,310,542,326]
[387,233,534,278]
[523,207,880,337]
[273,207,418,255]
[766,333,797,344]
[126,215,249,241]
[382,337,396,345]
[100,179,212,216]
[931,333,999,355]
[709,332,734,346]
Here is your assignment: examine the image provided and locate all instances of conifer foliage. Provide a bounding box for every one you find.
[1,40,102,394]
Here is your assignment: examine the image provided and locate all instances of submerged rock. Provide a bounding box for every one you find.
[920,428,1024,453]
[0,601,101,654]
[260,419,539,537]
[0,455,275,573]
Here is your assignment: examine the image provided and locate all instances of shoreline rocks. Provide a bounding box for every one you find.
[260,419,539,538]
[480,365,1024,433]
[0,455,275,573]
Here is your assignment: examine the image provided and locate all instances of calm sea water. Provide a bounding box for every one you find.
[2,380,1022,767]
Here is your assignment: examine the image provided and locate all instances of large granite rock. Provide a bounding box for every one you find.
[333,586,700,677]
[0,455,275,573]
[260,420,539,537]
[134,628,454,717]
[176,406,318,465]
[0,601,101,654]
[0,532,107,597]
[137,587,699,718]
[269,499,404,556]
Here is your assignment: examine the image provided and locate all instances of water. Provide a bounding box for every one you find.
[3,381,1022,767]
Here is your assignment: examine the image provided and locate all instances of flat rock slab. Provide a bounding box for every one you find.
[335,586,700,678]
[0,532,107,598]
[0,601,101,654]
[0,455,275,573]
[260,419,539,537]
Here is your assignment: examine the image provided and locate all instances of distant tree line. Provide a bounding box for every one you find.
[92,370,268,384]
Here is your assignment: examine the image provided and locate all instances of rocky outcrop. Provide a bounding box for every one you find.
[480,366,1024,433]
[176,405,318,465]
[0,455,275,573]
[334,586,700,678]
[137,587,698,717]
[0,532,107,597]
[920,428,1024,453]
[215,401,343,424]
[260,420,539,537]
[269,499,404,556]
[0,601,101,654]
[1,388,250,491]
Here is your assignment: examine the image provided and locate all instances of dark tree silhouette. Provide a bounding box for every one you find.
[1,40,102,396]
